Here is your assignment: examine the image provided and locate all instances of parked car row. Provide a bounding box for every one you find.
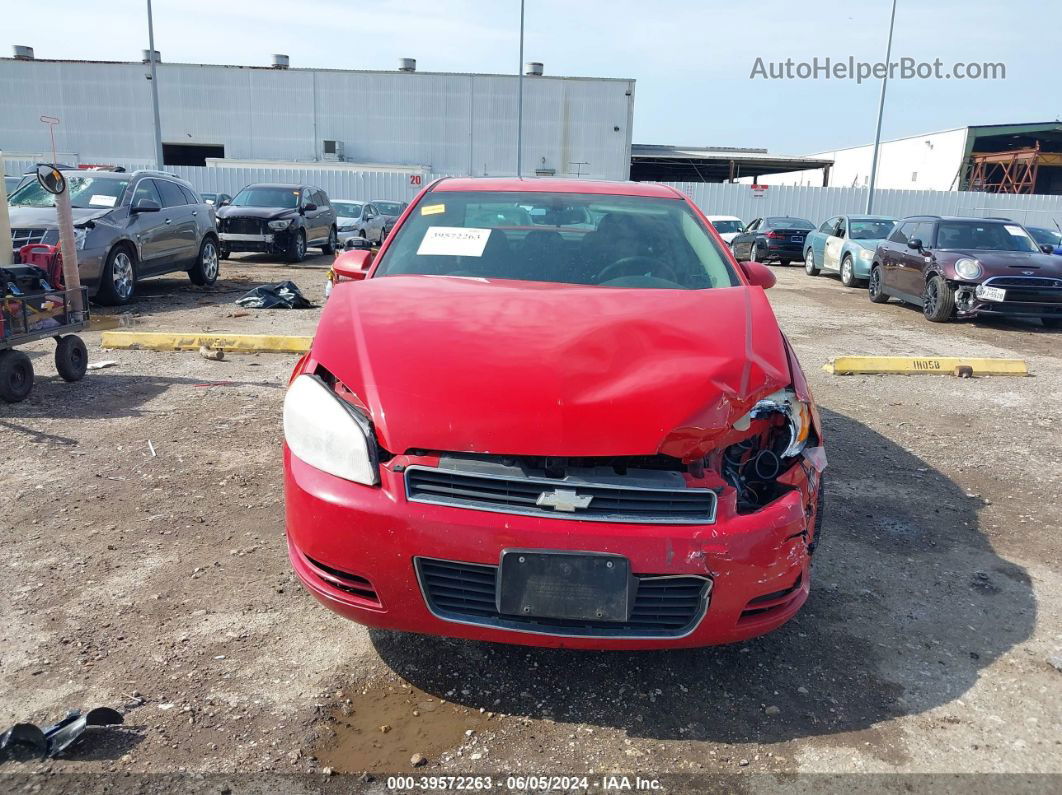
[7,168,414,300]
[711,213,1062,327]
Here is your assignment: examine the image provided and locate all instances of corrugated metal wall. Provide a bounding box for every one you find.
[167,165,448,204]
[0,59,634,180]
[666,183,1062,229]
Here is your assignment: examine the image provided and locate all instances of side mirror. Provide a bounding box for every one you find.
[332,249,372,281]
[741,261,776,289]
[907,238,923,250]
[302,203,317,213]
[131,198,161,213]
[1040,244,1055,255]
[219,198,230,207]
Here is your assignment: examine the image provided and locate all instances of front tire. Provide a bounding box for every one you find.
[840,254,859,287]
[286,229,307,263]
[321,226,338,255]
[804,249,820,276]
[54,335,88,382]
[0,349,34,403]
[189,238,220,286]
[923,275,955,322]
[95,245,137,306]
[868,265,889,303]
[748,241,759,263]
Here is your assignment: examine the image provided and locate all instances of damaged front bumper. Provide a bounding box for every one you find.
[284,444,825,650]
[953,278,1062,319]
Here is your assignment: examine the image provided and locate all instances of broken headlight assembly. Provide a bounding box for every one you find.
[720,389,813,513]
[283,374,379,485]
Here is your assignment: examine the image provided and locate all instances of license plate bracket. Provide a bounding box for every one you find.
[497,551,631,622]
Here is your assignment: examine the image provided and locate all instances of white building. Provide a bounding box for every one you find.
[0,49,635,180]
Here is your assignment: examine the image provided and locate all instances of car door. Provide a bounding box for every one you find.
[811,217,837,267]
[898,221,937,298]
[882,221,917,295]
[738,219,761,259]
[823,217,846,272]
[154,179,199,271]
[302,189,326,244]
[128,178,169,269]
[361,204,379,241]
[316,190,336,239]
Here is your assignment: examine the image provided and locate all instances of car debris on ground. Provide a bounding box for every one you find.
[235,281,313,310]
[0,707,124,761]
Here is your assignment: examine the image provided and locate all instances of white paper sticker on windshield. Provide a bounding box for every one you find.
[89,194,117,207]
[1004,224,1030,237]
[417,226,491,257]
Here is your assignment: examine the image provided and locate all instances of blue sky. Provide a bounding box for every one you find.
[7,0,1059,154]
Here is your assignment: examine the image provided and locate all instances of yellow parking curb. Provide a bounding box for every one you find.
[824,356,1028,376]
[100,331,312,354]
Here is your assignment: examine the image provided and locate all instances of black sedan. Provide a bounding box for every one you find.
[731,216,816,265]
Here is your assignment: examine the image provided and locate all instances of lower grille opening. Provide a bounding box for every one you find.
[416,557,710,638]
[304,554,382,607]
[738,574,803,623]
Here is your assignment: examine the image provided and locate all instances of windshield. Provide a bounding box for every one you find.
[376,191,739,290]
[1027,227,1062,247]
[765,218,814,230]
[710,220,743,234]
[935,222,1039,252]
[9,175,129,209]
[334,201,364,217]
[231,187,300,208]
[375,201,405,216]
[849,219,895,240]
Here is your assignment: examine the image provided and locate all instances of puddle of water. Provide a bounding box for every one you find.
[316,681,490,772]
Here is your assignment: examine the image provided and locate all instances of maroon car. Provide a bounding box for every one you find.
[869,215,1062,327]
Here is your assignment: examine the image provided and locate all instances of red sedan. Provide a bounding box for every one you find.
[284,178,825,650]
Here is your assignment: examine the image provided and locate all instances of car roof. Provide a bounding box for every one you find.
[899,215,1018,223]
[846,214,895,220]
[706,215,741,220]
[243,183,308,190]
[430,176,684,199]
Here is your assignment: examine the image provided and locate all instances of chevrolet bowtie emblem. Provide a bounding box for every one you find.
[536,488,593,512]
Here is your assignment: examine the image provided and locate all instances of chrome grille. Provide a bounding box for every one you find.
[404,464,718,525]
[416,557,711,638]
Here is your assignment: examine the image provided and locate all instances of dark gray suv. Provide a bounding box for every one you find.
[8,169,220,305]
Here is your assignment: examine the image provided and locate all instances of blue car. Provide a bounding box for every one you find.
[803,215,896,287]
[1027,226,1062,255]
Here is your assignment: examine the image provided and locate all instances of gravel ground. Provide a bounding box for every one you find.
[0,255,1059,792]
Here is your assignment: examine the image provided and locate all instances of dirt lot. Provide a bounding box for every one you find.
[1,253,1059,791]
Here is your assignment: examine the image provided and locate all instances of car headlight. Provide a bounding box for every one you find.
[283,374,379,485]
[954,258,982,280]
[268,219,293,231]
[74,227,88,250]
[734,388,812,459]
[859,248,873,261]
[339,224,355,232]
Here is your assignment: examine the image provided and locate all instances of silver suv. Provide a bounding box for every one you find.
[7,169,220,305]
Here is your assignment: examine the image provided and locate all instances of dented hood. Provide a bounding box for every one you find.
[312,276,791,460]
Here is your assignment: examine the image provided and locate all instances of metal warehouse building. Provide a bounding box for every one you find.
[742,122,1062,195]
[0,49,635,181]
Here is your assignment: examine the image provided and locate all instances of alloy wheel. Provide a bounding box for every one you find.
[202,242,219,280]
[112,252,134,299]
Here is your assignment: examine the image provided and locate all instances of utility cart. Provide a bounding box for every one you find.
[1,249,90,403]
